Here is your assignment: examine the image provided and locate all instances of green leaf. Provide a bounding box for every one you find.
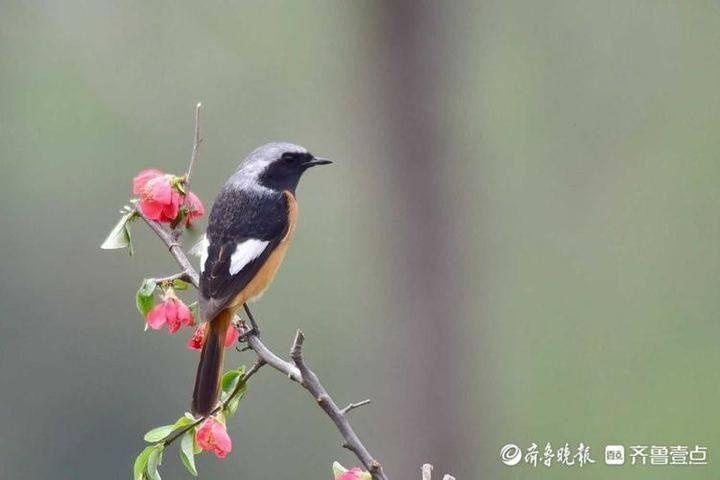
[221,366,247,415]
[172,415,194,429]
[143,424,175,443]
[146,446,163,480]
[220,366,246,400]
[226,396,241,416]
[332,461,348,478]
[173,176,187,194]
[172,278,190,290]
[222,366,246,391]
[133,446,155,480]
[220,370,241,396]
[101,212,135,251]
[180,430,198,476]
[136,279,157,317]
[125,223,134,256]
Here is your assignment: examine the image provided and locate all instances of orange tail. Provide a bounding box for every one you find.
[192,310,231,415]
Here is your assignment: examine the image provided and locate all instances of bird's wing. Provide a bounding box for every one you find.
[198,187,289,321]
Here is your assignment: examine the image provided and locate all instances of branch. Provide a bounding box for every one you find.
[422,464,455,480]
[138,210,199,287]
[152,271,193,285]
[341,399,372,415]
[169,102,203,241]
[246,334,301,382]
[185,101,202,189]
[140,205,389,480]
[162,358,264,448]
[290,331,387,479]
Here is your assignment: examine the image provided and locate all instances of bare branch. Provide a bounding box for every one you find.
[152,271,193,285]
[137,210,199,287]
[243,358,266,380]
[246,334,302,382]
[289,330,388,480]
[185,102,202,192]
[341,399,372,415]
[168,102,204,241]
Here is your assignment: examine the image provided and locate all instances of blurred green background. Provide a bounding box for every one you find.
[1,1,720,479]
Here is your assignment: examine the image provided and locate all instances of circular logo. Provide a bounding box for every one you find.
[500,444,522,466]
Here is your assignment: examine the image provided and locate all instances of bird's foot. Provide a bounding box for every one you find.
[236,320,259,342]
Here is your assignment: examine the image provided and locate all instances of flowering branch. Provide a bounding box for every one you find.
[175,102,203,240]
[160,359,265,448]
[104,104,397,480]
[138,211,199,286]
[141,211,389,480]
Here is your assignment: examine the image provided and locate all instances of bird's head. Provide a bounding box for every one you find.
[234,142,331,193]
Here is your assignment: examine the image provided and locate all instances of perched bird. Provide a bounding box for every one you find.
[191,142,331,415]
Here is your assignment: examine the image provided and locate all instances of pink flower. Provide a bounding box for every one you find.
[187,323,240,351]
[132,169,164,195]
[142,177,181,222]
[146,291,194,333]
[187,324,206,350]
[337,468,367,480]
[184,191,205,225]
[133,169,181,222]
[132,168,204,224]
[224,325,240,347]
[333,463,371,480]
[196,417,232,458]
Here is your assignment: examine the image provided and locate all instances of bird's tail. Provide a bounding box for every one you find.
[192,310,231,415]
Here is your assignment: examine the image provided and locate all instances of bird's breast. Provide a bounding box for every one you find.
[228,191,298,307]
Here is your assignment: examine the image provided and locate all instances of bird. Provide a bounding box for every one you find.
[190,142,331,416]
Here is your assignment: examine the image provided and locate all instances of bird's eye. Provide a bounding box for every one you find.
[283,153,296,164]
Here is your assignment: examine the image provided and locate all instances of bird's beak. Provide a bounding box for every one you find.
[304,156,333,168]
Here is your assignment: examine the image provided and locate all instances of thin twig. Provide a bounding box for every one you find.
[137,210,199,287]
[152,271,193,285]
[243,358,266,380]
[162,358,264,447]
[341,399,372,415]
[184,102,202,196]
[170,102,203,241]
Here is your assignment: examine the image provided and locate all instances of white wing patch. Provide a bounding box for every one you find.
[189,234,210,273]
[229,239,269,275]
